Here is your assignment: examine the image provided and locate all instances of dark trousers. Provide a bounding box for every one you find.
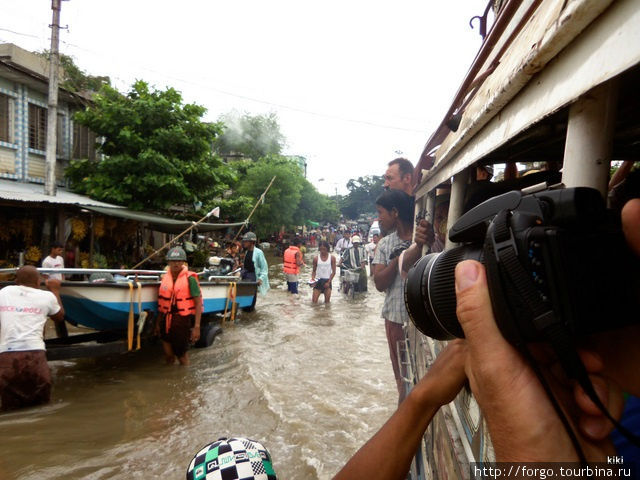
[0,351,52,411]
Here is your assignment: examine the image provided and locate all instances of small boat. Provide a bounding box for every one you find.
[1,268,259,331]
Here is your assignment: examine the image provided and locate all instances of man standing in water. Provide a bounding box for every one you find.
[283,237,304,294]
[241,232,270,296]
[157,247,202,366]
[0,265,65,410]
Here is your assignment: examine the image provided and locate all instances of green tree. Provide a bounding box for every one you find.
[341,175,385,219]
[66,81,234,211]
[38,51,110,92]
[237,155,304,236]
[294,178,340,226]
[214,111,286,161]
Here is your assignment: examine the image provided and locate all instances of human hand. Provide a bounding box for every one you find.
[190,327,200,343]
[454,260,616,461]
[413,339,467,407]
[414,219,434,248]
[257,279,262,285]
[46,278,62,293]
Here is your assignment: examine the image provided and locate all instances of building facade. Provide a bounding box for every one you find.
[0,43,95,186]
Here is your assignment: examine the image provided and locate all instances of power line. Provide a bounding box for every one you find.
[0,25,428,133]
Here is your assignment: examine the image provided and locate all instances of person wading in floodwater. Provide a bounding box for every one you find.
[311,240,336,304]
[157,247,202,366]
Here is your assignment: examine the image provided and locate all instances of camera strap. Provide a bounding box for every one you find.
[489,209,640,453]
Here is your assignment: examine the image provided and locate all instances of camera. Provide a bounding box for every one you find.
[405,187,640,344]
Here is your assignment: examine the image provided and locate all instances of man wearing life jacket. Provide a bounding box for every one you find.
[283,237,304,294]
[157,247,202,365]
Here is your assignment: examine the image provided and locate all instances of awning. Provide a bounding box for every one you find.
[83,205,245,234]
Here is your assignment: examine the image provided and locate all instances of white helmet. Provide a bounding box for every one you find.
[351,235,362,243]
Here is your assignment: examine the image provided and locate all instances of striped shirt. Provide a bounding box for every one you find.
[373,232,409,325]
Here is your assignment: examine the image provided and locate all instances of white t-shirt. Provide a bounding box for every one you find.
[42,255,64,280]
[0,285,61,352]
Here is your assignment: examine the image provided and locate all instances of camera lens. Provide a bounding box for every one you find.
[405,246,483,339]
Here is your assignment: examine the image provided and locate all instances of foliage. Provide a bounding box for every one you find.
[237,155,304,236]
[214,111,286,161]
[37,50,110,92]
[340,175,385,219]
[66,81,235,211]
[294,178,340,226]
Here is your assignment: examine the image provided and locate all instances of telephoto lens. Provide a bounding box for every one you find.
[405,246,482,339]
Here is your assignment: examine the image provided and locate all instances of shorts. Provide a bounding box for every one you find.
[0,350,52,411]
[160,314,194,358]
[314,278,332,291]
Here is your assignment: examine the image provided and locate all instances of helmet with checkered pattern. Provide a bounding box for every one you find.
[186,437,277,480]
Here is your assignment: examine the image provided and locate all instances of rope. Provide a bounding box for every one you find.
[127,282,134,351]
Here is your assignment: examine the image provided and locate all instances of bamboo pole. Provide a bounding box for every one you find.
[232,176,277,243]
[131,206,221,269]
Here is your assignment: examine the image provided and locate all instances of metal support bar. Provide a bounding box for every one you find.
[562,79,619,196]
[446,168,470,249]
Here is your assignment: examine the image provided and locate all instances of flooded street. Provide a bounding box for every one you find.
[0,249,396,479]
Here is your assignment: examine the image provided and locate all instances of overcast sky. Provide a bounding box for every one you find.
[1,0,485,195]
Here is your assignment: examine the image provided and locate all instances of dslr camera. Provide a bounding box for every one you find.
[405,186,639,345]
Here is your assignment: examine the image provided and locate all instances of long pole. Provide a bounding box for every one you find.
[231,176,276,243]
[132,207,220,269]
[44,0,61,196]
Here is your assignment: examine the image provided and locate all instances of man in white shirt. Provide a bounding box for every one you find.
[0,265,65,410]
[41,241,65,280]
[334,231,352,256]
[364,233,379,276]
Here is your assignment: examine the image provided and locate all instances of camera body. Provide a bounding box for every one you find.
[405,187,639,345]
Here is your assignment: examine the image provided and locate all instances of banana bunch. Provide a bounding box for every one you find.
[71,218,88,241]
[25,246,42,263]
[94,216,105,239]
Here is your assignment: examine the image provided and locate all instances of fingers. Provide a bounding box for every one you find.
[622,198,640,257]
[455,260,506,361]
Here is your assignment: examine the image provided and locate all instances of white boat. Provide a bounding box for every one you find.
[1,268,258,332]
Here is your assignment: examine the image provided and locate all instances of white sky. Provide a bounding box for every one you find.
[1,0,485,195]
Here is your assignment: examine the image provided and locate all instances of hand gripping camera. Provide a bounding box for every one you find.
[405,186,640,457]
[405,186,639,344]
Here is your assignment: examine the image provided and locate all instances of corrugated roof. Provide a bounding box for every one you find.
[0,179,124,208]
[83,205,245,233]
[0,179,245,233]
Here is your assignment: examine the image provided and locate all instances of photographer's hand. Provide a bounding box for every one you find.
[454,260,616,461]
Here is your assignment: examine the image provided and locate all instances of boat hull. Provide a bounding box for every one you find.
[60,279,258,331]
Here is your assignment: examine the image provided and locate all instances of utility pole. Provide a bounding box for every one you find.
[45,0,62,196]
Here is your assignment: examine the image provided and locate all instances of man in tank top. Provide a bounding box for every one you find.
[310,241,336,304]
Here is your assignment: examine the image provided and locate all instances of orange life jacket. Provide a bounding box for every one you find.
[283,246,300,274]
[158,267,201,332]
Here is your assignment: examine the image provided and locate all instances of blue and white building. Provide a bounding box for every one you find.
[0,43,95,186]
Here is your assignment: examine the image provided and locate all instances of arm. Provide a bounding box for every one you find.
[311,256,318,280]
[46,278,65,322]
[373,258,399,292]
[190,295,202,342]
[333,341,466,480]
[297,251,304,267]
[609,160,635,190]
[256,250,268,285]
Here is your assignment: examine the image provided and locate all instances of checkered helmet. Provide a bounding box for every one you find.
[186,437,277,480]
